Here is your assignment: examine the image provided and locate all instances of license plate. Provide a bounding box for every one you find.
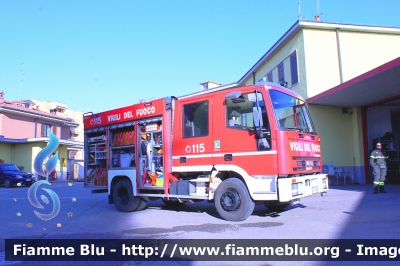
[26,178,31,182]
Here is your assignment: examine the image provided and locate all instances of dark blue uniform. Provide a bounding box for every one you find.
[369,148,388,194]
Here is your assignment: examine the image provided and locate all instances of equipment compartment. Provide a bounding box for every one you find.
[137,119,164,190]
[109,124,135,169]
[84,129,108,187]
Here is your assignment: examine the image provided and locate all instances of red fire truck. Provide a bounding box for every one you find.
[83,82,328,221]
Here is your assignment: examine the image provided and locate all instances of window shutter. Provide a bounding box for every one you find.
[278,63,284,82]
[267,72,273,82]
[41,124,45,137]
[290,52,299,85]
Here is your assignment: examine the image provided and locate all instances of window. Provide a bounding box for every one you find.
[278,63,284,83]
[267,72,273,82]
[0,164,19,171]
[226,94,253,130]
[53,125,57,136]
[269,90,315,133]
[41,124,51,137]
[182,101,209,138]
[226,91,271,150]
[290,52,299,85]
[226,92,270,130]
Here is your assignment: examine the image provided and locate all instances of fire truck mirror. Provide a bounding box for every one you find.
[253,105,265,140]
[253,107,263,128]
[225,91,245,103]
[247,92,263,102]
[225,91,242,100]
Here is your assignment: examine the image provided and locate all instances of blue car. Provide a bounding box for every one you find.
[0,164,35,188]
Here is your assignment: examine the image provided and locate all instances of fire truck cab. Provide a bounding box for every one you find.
[83,82,328,221]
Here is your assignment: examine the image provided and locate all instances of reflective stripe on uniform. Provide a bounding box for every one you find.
[379,182,385,186]
[370,155,388,159]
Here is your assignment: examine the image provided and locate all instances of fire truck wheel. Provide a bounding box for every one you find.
[215,178,255,221]
[113,179,140,212]
[136,197,148,211]
[264,202,290,212]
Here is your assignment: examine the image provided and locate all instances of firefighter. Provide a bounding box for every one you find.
[369,142,388,194]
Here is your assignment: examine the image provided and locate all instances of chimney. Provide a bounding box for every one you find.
[200,81,221,91]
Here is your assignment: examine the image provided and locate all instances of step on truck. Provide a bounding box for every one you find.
[83,81,328,221]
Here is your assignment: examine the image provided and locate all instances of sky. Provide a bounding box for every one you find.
[1,0,400,114]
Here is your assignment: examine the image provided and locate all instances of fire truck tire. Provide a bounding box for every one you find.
[214,178,255,221]
[136,197,148,211]
[264,202,290,212]
[113,179,140,212]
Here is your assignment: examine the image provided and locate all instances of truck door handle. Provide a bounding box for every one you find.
[180,157,186,163]
[224,154,233,161]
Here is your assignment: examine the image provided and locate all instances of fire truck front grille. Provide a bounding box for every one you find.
[292,156,320,171]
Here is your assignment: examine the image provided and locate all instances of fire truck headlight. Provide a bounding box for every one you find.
[292,183,302,196]
[322,177,328,189]
[296,161,306,167]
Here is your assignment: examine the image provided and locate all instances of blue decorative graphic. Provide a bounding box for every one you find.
[29,129,61,221]
[33,130,59,180]
[28,180,61,221]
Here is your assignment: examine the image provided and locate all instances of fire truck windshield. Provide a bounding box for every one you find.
[269,90,315,134]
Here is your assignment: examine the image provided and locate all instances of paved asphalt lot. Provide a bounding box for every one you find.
[1,181,400,266]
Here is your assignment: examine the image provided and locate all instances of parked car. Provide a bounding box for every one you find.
[0,164,35,188]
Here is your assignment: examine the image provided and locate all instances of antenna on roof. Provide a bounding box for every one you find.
[20,63,24,106]
[298,0,302,20]
[315,0,323,21]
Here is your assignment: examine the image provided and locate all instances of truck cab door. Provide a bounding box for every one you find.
[219,90,277,175]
